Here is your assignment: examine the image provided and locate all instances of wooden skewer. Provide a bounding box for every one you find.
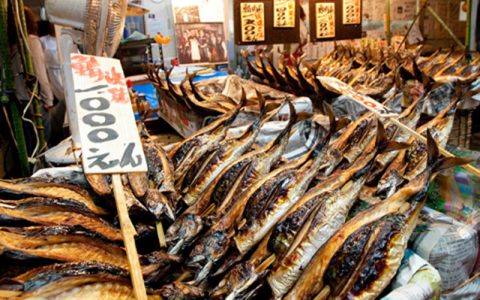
[318,76,480,177]
[177,270,191,282]
[0,290,22,298]
[156,221,167,248]
[313,285,331,300]
[389,117,480,176]
[255,254,276,273]
[112,174,147,300]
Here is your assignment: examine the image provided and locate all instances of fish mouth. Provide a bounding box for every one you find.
[166,214,204,254]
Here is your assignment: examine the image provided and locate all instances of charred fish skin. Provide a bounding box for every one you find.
[169,94,245,177]
[0,198,122,241]
[0,225,128,269]
[182,93,265,207]
[0,179,107,216]
[234,105,335,256]
[234,148,328,256]
[16,261,129,297]
[184,140,314,283]
[284,132,470,300]
[144,140,175,193]
[168,104,296,264]
[213,100,298,217]
[267,172,368,298]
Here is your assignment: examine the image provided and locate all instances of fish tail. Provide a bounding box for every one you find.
[268,101,297,147]
[425,129,471,173]
[322,102,336,144]
[375,120,410,154]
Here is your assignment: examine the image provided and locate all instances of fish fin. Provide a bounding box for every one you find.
[269,101,297,146]
[426,130,472,173]
[426,129,440,166]
[296,112,314,121]
[322,102,336,143]
[399,66,415,82]
[433,157,472,174]
[380,63,391,74]
[334,118,351,131]
[413,60,435,88]
[375,120,410,153]
[239,88,247,108]
[256,90,266,117]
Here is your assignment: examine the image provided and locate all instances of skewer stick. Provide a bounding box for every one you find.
[388,118,480,176]
[156,221,167,248]
[255,254,276,273]
[177,271,191,282]
[112,174,147,300]
[318,76,480,177]
[313,285,331,300]
[0,290,22,298]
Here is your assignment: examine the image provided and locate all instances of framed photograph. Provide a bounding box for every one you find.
[343,0,361,24]
[174,23,228,65]
[240,2,265,42]
[316,2,335,39]
[174,5,201,23]
[273,0,295,28]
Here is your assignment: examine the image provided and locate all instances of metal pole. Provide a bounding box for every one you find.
[395,2,429,54]
[385,0,392,46]
[426,6,466,49]
[465,0,472,51]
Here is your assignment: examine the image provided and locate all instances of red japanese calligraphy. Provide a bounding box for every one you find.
[105,67,125,86]
[108,87,129,104]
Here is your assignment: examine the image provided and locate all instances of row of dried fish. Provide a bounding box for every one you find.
[0,66,472,299]
[242,45,480,103]
[140,66,469,299]
[0,134,185,299]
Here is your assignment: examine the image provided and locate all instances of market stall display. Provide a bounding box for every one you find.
[1,1,479,299]
[1,52,476,298]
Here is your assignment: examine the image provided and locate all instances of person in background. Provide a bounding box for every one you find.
[198,30,209,61]
[216,35,227,61]
[38,20,66,147]
[10,7,56,151]
[189,34,201,63]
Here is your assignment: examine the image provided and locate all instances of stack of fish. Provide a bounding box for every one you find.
[0,63,473,299]
[0,140,182,298]
[241,44,480,104]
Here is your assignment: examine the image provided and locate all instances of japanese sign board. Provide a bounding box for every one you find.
[273,0,295,28]
[240,2,265,42]
[309,0,362,42]
[343,0,361,24]
[70,54,147,174]
[316,3,336,39]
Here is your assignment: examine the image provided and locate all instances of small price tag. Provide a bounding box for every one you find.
[70,54,147,174]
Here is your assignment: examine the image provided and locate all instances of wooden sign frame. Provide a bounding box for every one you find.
[310,0,363,42]
[234,0,301,45]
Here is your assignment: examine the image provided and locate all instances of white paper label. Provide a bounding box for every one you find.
[70,54,147,174]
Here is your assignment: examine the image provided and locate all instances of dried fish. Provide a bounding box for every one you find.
[284,133,469,300]
[0,198,122,241]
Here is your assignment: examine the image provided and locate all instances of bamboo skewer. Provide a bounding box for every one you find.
[112,174,147,300]
[318,76,480,177]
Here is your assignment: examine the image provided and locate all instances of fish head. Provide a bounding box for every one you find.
[166,214,203,254]
[211,261,260,300]
[187,230,231,269]
[160,281,205,300]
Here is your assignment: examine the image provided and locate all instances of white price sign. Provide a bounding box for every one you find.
[70,54,147,174]
[318,76,398,117]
